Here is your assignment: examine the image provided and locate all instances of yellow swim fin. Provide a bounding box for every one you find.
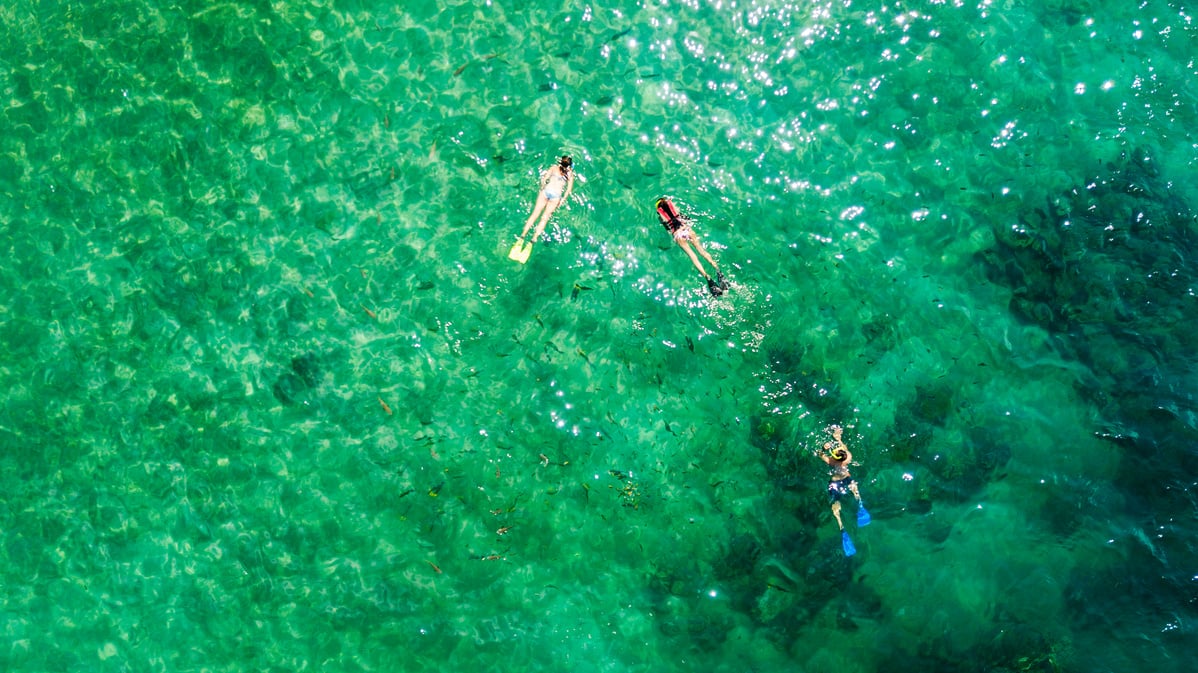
[508,238,533,264]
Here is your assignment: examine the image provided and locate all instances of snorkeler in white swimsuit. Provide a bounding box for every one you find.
[509,156,575,263]
[542,171,567,201]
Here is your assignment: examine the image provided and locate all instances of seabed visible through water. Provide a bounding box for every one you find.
[1,1,1196,672]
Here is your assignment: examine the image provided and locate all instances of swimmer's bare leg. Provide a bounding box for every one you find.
[831,501,846,531]
[690,234,721,272]
[520,194,549,239]
[677,239,712,280]
[531,199,561,242]
[690,234,727,288]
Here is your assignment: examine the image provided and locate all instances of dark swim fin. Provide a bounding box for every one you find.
[707,277,724,297]
[717,272,728,290]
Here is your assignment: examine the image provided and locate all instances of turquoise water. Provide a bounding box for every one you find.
[1,0,1196,671]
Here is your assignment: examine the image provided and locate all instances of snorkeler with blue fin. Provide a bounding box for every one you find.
[815,424,871,557]
[655,197,729,296]
[509,156,574,264]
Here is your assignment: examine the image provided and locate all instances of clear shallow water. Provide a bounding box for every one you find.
[1,0,1196,671]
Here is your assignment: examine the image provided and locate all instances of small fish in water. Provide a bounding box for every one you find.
[425,560,443,574]
[362,305,377,319]
[570,283,592,301]
[428,483,443,497]
[608,27,632,42]
[496,526,512,536]
[539,453,549,466]
[378,397,393,415]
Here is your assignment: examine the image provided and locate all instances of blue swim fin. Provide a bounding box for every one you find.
[857,504,871,527]
[841,530,856,557]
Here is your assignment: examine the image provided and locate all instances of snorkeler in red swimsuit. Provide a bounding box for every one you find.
[655,197,728,297]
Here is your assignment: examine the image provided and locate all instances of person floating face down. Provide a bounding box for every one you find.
[655,197,728,297]
[512,156,575,258]
[817,424,865,532]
